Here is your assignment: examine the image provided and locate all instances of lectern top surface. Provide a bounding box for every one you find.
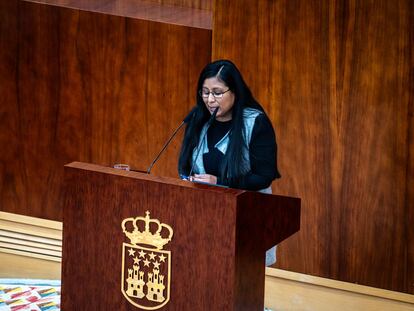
[65,161,245,195]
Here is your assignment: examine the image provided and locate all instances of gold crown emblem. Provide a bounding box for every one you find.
[122,211,173,250]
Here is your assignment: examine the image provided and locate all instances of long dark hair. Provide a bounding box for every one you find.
[178,59,266,182]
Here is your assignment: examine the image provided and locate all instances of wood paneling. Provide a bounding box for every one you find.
[408,2,414,297]
[0,0,211,220]
[213,0,413,293]
[26,0,212,29]
[30,0,212,11]
[152,0,212,11]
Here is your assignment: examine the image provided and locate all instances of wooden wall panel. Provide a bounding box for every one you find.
[28,0,212,28]
[0,0,211,220]
[213,0,413,293]
[154,0,212,10]
[408,3,414,297]
[32,0,212,11]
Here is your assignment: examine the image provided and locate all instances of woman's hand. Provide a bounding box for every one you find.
[190,174,218,185]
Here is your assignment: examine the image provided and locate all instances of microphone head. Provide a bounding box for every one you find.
[208,107,219,125]
[212,107,219,117]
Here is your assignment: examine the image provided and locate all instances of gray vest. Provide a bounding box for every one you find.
[191,107,272,194]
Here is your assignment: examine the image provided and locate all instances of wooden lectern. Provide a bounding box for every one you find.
[61,162,300,310]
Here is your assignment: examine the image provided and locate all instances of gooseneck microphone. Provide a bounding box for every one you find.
[146,107,196,174]
[187,107,219,179]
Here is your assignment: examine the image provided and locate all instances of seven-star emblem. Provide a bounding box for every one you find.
[122,212,173,309]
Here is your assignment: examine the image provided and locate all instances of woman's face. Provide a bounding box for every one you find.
[201,77,235,122]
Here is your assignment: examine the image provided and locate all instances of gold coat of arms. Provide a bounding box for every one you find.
[121,211,173,310]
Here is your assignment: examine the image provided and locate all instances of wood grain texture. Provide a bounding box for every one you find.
[213,0,412,293]
[29,0,212,11]
[26,0,212,29]
[0,0,211,220]
[158,0,211,10]
[407,0,414,297]
[61,162,300,310]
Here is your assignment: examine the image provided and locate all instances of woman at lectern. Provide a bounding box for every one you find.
[178,59,280,193]
[178,60,280,266]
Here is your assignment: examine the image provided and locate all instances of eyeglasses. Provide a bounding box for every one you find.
[199,88,230,99]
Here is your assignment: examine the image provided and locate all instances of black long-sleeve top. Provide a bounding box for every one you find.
[203,114,280,191]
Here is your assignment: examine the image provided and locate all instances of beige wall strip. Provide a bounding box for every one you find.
[0,220,62,240]
[265,268,414,311]
[0,229,62,246]
[0,247,61,263]
[0,235,61,251]
[0,252,61,280]
[0,241,61,257]
[0,212,63,272]
[0,212,62,230]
